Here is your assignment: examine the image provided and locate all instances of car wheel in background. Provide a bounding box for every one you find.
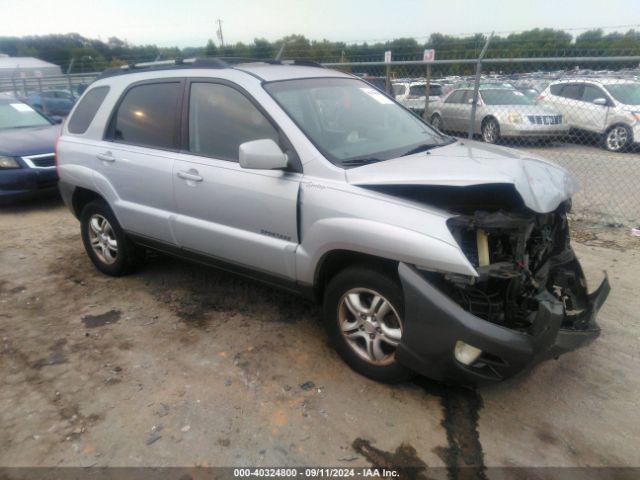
[481,118,500,144]
[602,124,631,152]
[430,113,443,130]
[80,200,142,276]
[323,265,412,383]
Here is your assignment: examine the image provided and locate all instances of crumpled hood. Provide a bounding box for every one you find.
[346,140,579,213]
[0,124,60,157]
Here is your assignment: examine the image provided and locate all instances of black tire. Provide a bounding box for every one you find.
[323,264,412,383]
[80,200,142,276]
[481,118,500,144]
[430,113,443,131]
[601,124,632,152]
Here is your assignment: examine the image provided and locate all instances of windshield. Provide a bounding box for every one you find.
[605,83,640,105]
[264,78,447,166]
[0,101,51,129]
[480,89,534,106]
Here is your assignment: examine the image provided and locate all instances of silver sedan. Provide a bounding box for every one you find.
[429,88,569,143]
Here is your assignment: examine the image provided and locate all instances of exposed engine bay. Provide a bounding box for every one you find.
[443,202,592,333]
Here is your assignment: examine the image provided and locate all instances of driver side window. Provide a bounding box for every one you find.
[188,82,279,162]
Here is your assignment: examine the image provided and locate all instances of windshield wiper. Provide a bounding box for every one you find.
[341,158,384,167]
[401,137,456,157]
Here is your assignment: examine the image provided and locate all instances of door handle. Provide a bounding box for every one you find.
[97,152,116,162]
[177,170,203,182]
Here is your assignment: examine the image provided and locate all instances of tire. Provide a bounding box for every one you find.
[323,264,412,383]
[430,113,443,131]
[481,118,500,144]
[80,200,141,276]
[602,124,632,152]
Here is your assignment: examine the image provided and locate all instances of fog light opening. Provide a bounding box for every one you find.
[454,341,483,366]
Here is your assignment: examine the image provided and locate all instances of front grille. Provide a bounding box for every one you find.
[22,153,55,169]
[527,115,562,125]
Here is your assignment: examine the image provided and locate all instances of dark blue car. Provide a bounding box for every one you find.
[0,95,61,203]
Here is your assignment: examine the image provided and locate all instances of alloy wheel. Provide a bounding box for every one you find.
[606,126,629,152]
[337,288,402,365]
[482,120,498,143]
[88,214,118,265]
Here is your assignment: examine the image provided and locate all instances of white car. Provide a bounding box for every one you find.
[539,78,640,152]
[393,81,443,114]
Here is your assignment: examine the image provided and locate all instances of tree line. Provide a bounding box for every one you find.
[0,28,638,73]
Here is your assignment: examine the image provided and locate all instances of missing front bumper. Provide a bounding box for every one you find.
[395,263,610,384]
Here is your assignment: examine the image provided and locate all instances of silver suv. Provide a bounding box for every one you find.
[57,59,609,384]
[539,78,640,152]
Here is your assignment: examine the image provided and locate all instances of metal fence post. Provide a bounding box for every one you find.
[422,64,432,121]
[67,74,74,96]
[385,64,391,95]
[468,32,494,140]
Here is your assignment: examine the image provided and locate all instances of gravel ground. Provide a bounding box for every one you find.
[1,197,639,472]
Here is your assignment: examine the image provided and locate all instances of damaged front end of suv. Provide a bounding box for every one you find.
[393,190,609,384]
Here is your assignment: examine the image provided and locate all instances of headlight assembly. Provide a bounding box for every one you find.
[507,112,522,124]
[0,156,20,169]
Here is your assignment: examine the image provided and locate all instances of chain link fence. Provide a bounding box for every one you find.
[1,53,638,226]
[325,55,640,226]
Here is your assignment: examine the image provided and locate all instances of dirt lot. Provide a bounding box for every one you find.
[1,196,639,472]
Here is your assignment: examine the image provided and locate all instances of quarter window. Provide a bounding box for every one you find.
[188,82,279,161]
[108,82,181,149]
[68,86,109,134]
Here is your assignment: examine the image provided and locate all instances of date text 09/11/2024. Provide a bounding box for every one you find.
[233,468,400,477]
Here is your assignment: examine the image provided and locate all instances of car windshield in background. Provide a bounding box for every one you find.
[605,83,640,105]
[0,101,51,129]
[265,78,447,167]
[481,89,534,105]
[409,84,443,96]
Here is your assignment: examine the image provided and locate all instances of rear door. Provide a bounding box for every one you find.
[440,90,465,131]
[171,79,301,281]
[97,80,183,243]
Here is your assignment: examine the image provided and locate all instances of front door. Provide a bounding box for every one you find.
[172,80,301,282]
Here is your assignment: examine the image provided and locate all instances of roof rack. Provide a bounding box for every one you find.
[96,57,325,79]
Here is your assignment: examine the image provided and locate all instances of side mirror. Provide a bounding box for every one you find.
[239,139,288,170]
[592,98,608,106]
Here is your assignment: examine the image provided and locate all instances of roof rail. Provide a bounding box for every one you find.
[95,57,325,80]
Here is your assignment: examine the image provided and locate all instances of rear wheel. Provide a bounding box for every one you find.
[323,265,412,383]
[430,113,443,131]
[602,124,631,152]
[80,200,142,276]
[482,118,500,144]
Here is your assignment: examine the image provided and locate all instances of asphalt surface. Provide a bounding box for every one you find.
[1,198,639,472]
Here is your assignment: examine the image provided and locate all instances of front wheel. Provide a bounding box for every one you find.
[323,265,412,383]
[482,118,500,144]
[602,124,631,152]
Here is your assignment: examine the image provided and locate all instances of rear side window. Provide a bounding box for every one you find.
[559,84,584,100]
[549,84,562,96]
[108,82,181,149]
[188,82,279,161]
[68,86,109,134]
[445,90,465,103]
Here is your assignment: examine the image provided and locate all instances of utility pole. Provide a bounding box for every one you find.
[216,19,225,52]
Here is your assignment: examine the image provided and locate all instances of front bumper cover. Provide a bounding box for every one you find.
[395,263,610,384]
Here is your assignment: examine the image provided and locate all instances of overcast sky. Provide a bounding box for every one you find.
[1,0,639,48]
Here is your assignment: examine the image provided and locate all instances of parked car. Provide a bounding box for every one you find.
[24,90,76,118]
[430,87,569,143]
[0,94,60,203]
[57,59,609,385]
[393,81,444,114]
[539,79,640,151]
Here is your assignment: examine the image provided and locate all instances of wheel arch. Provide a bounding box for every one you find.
[313,249,399,301]
[71,187,107,219]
